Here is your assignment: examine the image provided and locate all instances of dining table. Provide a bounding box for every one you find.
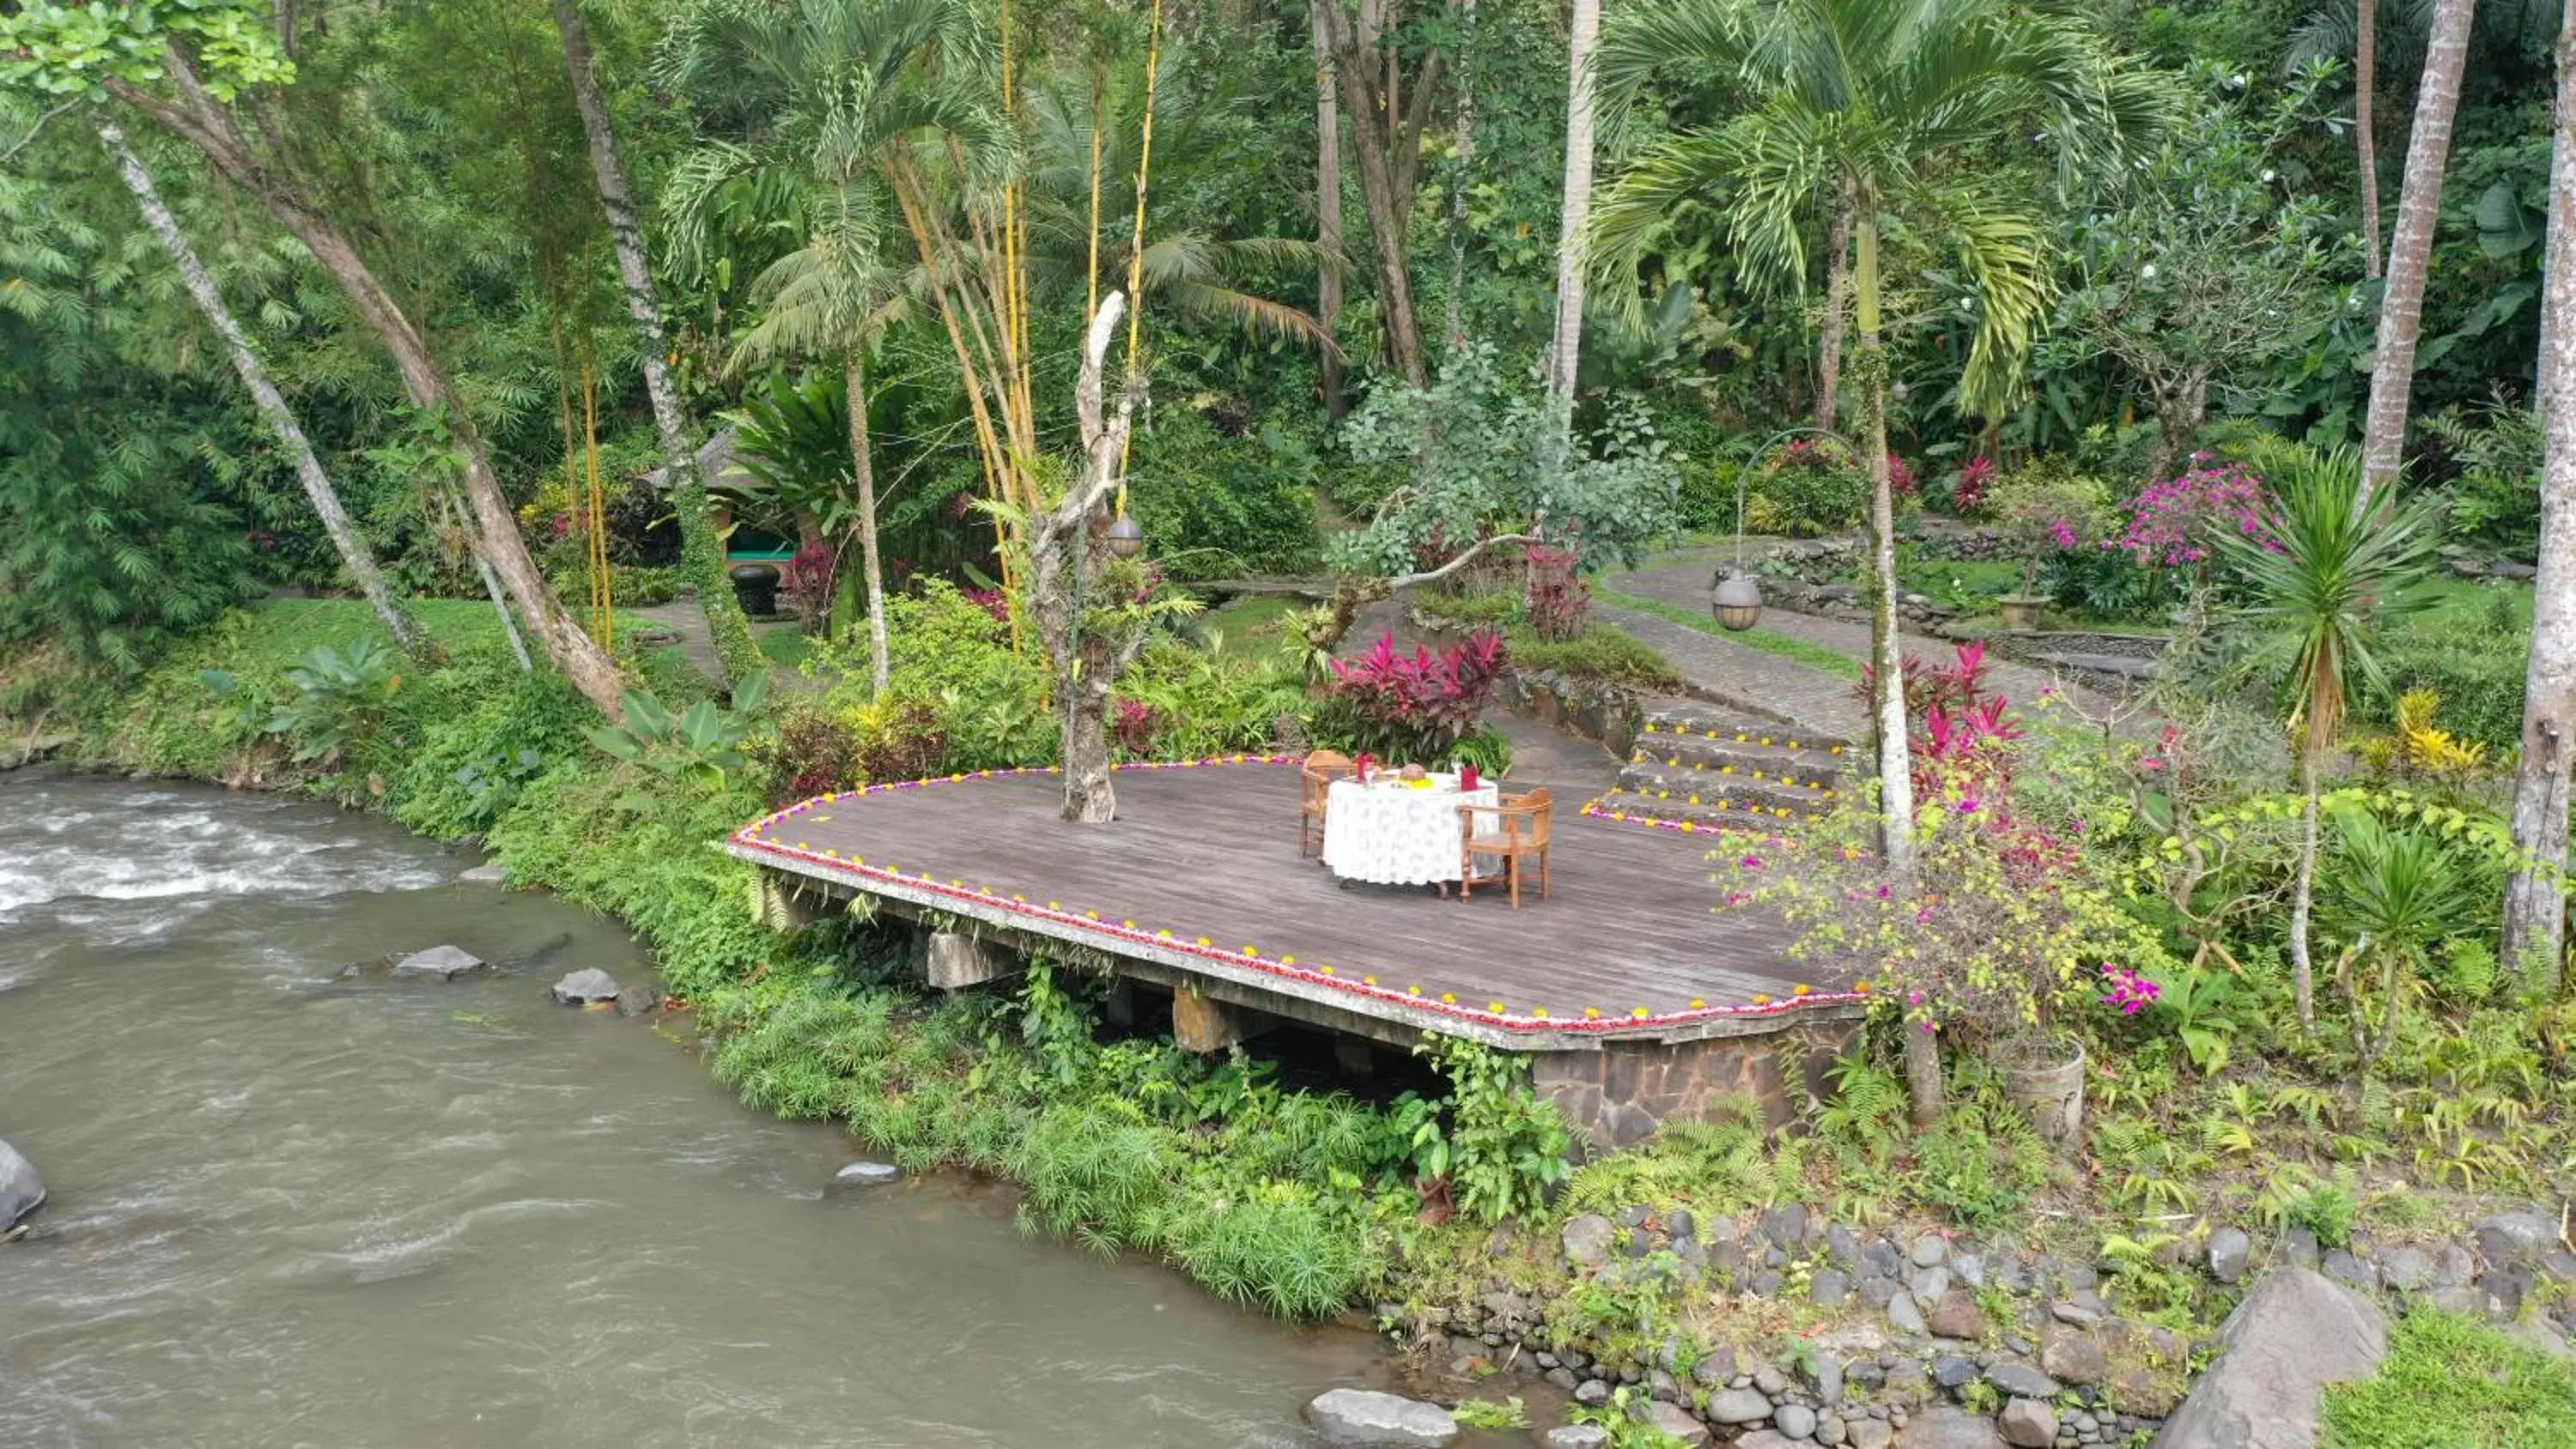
[1320,771,1501,888]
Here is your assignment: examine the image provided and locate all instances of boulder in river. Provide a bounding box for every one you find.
[2154,1267,2385,1449]
[0,1137,44,1231]
[614,984,661,1018]
[1301,1388,1458,1446]
[391,945,489,981]
[824,1161,902,1196]
[550,969,622,1005]
[456,864,507,886]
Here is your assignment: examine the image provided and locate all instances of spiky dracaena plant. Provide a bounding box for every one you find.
[2215,445,2440,1033]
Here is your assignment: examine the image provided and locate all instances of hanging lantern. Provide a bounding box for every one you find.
[1104,512,1145,558]
[1711,569,1764,631]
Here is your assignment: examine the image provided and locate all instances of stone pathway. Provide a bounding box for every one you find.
[1607,549,2139,738]
[629,600,725,684]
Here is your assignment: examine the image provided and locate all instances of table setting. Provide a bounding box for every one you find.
[1318,759,1498,888]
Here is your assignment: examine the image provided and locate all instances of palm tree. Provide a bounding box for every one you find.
[2359,0,2479,499]
[2502,0,2576,989]
[1593,0,2163,1120]
[660,0,1007,696]
[550,0,760,688]
[94,120,427,661]
[1018,62,1341,355]
[2216,446,2441,1033]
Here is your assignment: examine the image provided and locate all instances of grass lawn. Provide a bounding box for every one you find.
[1198,593,1307,665]
[2323,1311,2576,1449]
[756,626,817,670]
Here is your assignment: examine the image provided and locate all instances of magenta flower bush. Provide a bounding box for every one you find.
[2114,456,2274,567]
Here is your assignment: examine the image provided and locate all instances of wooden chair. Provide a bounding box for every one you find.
[1460,787,1552,907]
[1299,749,1353,858]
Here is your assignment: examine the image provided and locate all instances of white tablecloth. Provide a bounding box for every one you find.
[1321,775,1500,886]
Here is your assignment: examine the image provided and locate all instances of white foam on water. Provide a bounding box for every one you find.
[0,785,447,920]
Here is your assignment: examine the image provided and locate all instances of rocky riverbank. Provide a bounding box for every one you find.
[1339,1197,2573,1447]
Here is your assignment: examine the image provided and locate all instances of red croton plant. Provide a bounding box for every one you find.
[1322,630,1508,759]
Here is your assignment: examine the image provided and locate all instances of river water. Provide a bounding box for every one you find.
[0,773,1394,1447]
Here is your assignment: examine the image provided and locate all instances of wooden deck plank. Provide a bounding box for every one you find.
[732,760,1860,1046]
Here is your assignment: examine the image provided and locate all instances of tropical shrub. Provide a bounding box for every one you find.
[1315,629,1508,767]
[1745,438,1868,538]
[586,671,771,791]
[218,639,406,768]
[1126,408,1322,581]
[753,704,865,806]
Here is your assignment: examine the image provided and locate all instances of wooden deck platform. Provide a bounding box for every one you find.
[726,756,1862,1052]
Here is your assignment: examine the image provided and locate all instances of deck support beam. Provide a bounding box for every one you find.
[1173,987,1271,1053]
[926,930,1018,991]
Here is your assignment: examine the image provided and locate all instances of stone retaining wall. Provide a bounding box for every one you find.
[1534,1015,1860,1151]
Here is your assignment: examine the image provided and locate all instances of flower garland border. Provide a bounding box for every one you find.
[731,755,1865,1037]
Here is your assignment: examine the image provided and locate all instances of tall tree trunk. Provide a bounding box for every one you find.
[1034,295,1145,823]
[96,120,427,660]
[2502,0,2576,991]
[1316,0,1441,390]
[2360,0,2479,500]
[106,55,627,720]
[1543,0,1601,433]
[2358,0,2385,280]
[845,350,890,697]
[550,0,757,688]
[1443,0,1478,354]
[1856,213,1933,1124]
[2291,746,2322,1028]
[1311,2,1348,416]
[1815,190,1855,435]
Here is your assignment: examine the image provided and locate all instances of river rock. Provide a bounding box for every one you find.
[456,864,507,885]
[1776,1404,1819,1440]
[2474,1209,2560,1267]
[1983,1363,2059,1399]
[0,1137,45,1229]
[550,968,622,1005]
[1996,1397,2057,1448]
[1896,1406,2005,1447]
[1705,1387,1771,1424]
[824,1160,902,1195]
[1886,1288,1928,1336]
[2205,1226,2251,1284]
[2038,1325,2106,1385]
[1927,1289,1988,1340]
[1540,1428,1612,1449]
[1911,1234,1949,1268]
[1564,1213,1616,1268]
[392,945,487,981]
[2154,1268,2385,1449]
[1301,1389,1458,1447]
[615,984,660,1018]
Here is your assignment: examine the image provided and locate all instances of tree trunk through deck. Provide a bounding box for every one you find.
[551,0,756,688]
[1543,0,1601,433]
[96,120,426,661]
[2501,0,2576,990]
[846,350,890,697]
[106,51,627,720]
[2360,0,2480,500]
[1033,294,1145,823]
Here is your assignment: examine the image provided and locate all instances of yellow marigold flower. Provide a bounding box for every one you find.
[1583,1008,1601,1020]
[1753,993,1772,1004]
[1488,1001,1506,1013]
[1440,992,1456,1003]
[1321,966,1336,975]
[1196,936,1212,946]
[1794,984,1812,996]
[1241,946,1257,957]
[1532,1007,1549,1018]
[1689,998,1707,1009]
[1632,1007,1650,1019]
[1363,975,1377,985]
[1407,985,1422,996]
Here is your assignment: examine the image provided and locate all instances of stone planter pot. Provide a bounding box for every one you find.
[1999,1036,2086,1151]
[1996,595,2049,634]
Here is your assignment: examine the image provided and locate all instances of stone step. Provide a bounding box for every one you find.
[1628,731,1850,791]
[1639,697,1852,751]
[1616,762,1843,814]
[1582,788,1820,835]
